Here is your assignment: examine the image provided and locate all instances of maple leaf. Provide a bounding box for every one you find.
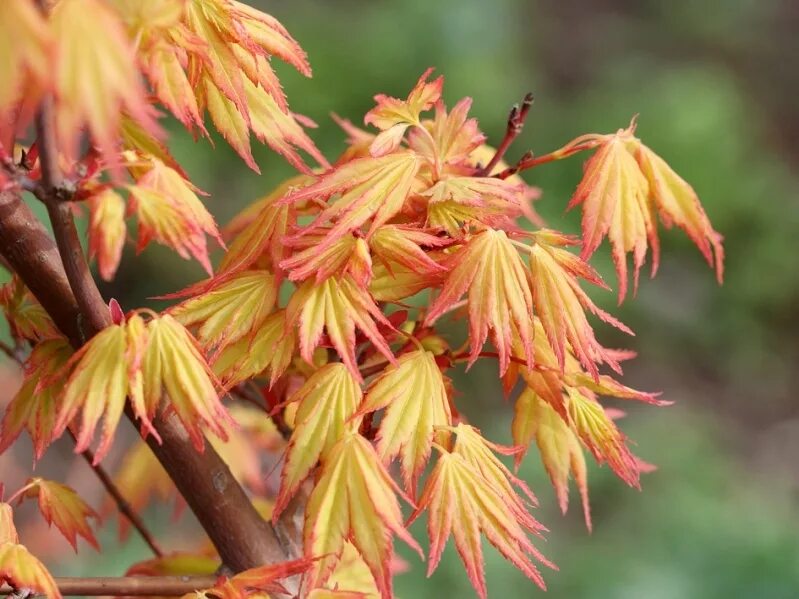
[142,314,234,451]
[282,234,373,287]
[408,97,485,168]
[110,441,175,541]
[0,278,60,343]
[567,120,723,300]
[171,270,278,351]
[88,189,127,281]
[21,478,99,551]
[0,339,72,461]
[567,388,639,487]
[212,310,296,387]
[409,450,554,599]
[0,503,18,545]
[528,233,632,379]
[370,258,445,303]
[286,276,396,380]
[0,0,51,118]
[282,151,421,250]
[633,141,724,281]
[303,432,421,598]
[513,389,591,530]
[128,157,222,274]
[425,229,536,375]
[55,323,133,463]
[355,350,451,494]
[308,542,384,599]
[369,226,448,275]
[50,0,159,167]
[364,68,443,156]
[450,424,541,531]
[0,542,61,599]
[274,363,362,518]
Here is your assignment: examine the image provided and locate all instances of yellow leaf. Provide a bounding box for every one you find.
[212,310,296,387]
[22,478,99,551]
[0,503,17,545]
[283,151,421,251]
[88,189,127,281]
[0,339,72,461]
[286,276,395,380]
[0,542,61,599]
[357,350,451,494]
[282,233,372,287]
[0,278,60,343]
[0,0,51,113]
[56,324,130,462]
[304,433,420,598]
[171,270,278,350]
[634,141,724,281]
[143,314,233,450]
[425,229,535,375]
[567,388,639,487]
[274,363,362,517]
[529,237,632,380]
[512,389,590,530]
[409,451,553,599]
[51,0,158,164]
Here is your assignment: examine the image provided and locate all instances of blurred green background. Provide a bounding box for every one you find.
[3,0,799,597]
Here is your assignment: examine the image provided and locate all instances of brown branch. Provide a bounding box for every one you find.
[34,99,111,339]
[67,430,164,558]
[0,576,218,597]
[479,93,534,176]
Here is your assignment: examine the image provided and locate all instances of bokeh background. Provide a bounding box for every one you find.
[2,1,799,597]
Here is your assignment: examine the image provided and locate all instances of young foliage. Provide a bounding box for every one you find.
[0,2,726,598]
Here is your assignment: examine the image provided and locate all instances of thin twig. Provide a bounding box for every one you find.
[0,576,218,597]
[479,93,534,176]
[66,430,164,557]
[34,97,111,339]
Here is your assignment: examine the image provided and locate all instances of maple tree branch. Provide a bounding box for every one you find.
[479,92,534,176]
[67,430,165,558]
[494,139,601,179]
[34,100,111,338]
[0,576,218,597]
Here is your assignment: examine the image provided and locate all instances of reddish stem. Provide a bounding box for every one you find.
[480,93,534,176]
[0,576,218,597]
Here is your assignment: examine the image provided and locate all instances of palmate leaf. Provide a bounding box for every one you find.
[567,388,640,488]
[425,229,535,375]
[0,542,61,599]
[87,189,127,282]
[355,350,451,495]
[212,310,296,387]
[1,503,18,545]
[274,364,363,518]
[22,478,99,551]
[0,338,72,461]
[142,315,233,451]
[303,433,421,599]
[50,0,159,167]
[409,450,554,599]
[567,120,723,301]
[286,276,396,380]
[364,68,443,156]
[282,233,373,287]
[408,97,485,168]
[0,278,60,343]
[282,151,421,251]
[513,389,591,530]
[528,233,632,380]
[171,270,278,351]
